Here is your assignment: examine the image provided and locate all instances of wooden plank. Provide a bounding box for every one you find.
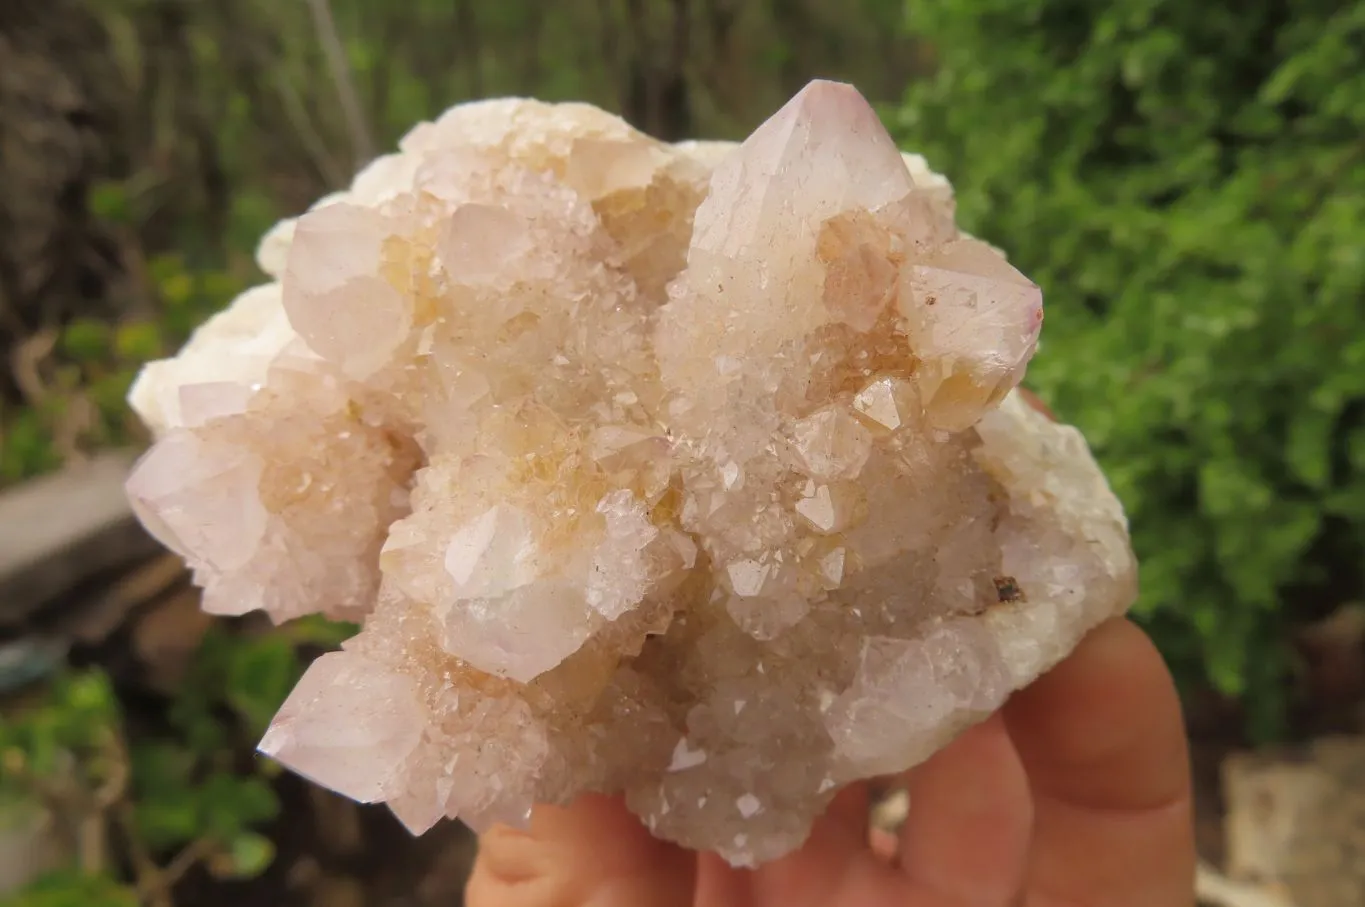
[0,452,160,624]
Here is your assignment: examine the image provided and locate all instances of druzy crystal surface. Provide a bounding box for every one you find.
[125,81,1136,866]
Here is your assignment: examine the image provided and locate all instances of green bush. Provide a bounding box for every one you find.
[0,253,254,486]
[896,0,1365,735]
[0,622,355,907]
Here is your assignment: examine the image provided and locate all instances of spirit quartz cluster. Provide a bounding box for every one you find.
[125,80,1136,865]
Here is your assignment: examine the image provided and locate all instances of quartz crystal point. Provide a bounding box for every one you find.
[125,81,1136,866]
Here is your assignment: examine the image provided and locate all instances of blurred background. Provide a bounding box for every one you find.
[0,0,1361,904]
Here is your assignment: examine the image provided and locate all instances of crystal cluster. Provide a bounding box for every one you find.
[125,81,1136,866]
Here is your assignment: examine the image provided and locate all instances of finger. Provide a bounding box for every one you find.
[866,783,903,864]
[466,794,695,907]
[1004,618,1196,906]
[868,828,898,862]
[896,713,1033,906]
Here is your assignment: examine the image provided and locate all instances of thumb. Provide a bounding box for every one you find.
[466,794,696,907]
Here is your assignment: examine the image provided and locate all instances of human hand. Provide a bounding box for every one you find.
[467,616,1196,907]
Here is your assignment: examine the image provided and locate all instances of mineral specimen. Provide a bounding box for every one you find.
[125,80,1136,866]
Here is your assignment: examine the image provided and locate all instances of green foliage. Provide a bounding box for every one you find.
[128,628,301,854]
[0,410,64,485]
[128,746,279,855]
[0,622,338,902]
[0,250,254,485]
[0,872,138,907]
[219,831,276,880]
[898,0,1365,734]
[0,672,121,786]
[181,627,304,740]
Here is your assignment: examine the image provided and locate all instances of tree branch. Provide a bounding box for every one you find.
[303,0,375,169]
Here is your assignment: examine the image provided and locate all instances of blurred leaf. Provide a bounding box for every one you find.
[88,182,132,225]
[220,831,276,879]
[225,637,301,734]
[159,272,195,309]
[0,412,62,482]
[198,772,279,839]
[60,319,112,362]
[0,872,138,907]
[133,792,201,853]
[130,741,195,797]
[282,615,359,648]
[113,322,165,364]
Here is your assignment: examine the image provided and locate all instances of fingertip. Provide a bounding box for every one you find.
[1004,618,1196,907]
[868,828,898,862]
[468,795,695,907]
[1004,617,1190,812]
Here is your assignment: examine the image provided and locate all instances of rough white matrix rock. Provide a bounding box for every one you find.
[125,80,1136,866]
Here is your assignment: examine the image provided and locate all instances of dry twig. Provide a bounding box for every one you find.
[304,0,375,169]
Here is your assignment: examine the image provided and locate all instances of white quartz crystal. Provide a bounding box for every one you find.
[126,80,1136,866]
